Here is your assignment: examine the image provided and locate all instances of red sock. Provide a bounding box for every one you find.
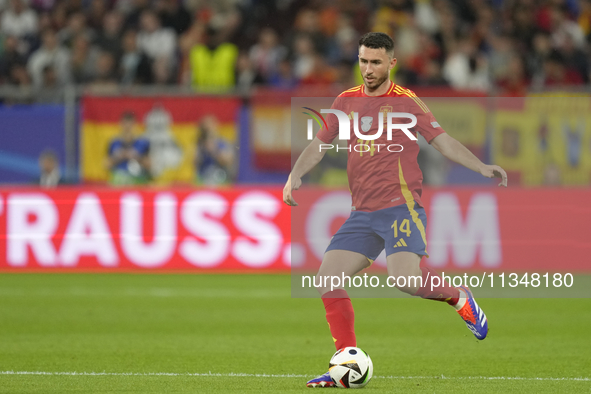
[413,266,460,305]
[322,289,356,350]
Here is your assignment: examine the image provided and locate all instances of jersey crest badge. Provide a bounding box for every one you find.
[361,116,373,132]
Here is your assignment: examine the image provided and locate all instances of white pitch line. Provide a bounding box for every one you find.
[382,375,591,382]
[0,371,310,378]
[0,371,589,382]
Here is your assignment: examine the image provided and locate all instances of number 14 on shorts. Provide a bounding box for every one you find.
[391,219,411,238]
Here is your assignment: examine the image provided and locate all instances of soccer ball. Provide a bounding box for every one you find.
[329,347,373,388]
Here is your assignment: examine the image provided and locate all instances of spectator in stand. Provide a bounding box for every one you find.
[414,0,439,35]
[200,3,242,47]
[326,13,359,65]
[189,27,238,91]
[50,2,69,33]
[0,35,27,83]
[114,0,135,16]
[287,9,327,55]
[497,55,529,96]
[35,64,65,103]
[249,28,287,82]
[301,54,335,86]
[35,12,53,42]
[431,5,459,63]
[7,63,31,87]
[415,59,448,87]
[137,9,176,60]
[152,55,175,84]
[1,0,38,40]
[30,0,57,13]
[0,0,590,96]
[549,5,585,50]
[443,37,489,91]
[123,0,150,30]
[267,58,298,90]
[57,11,95,48]
[119,29,151,84]
[372,0,414,38]
[70,34,100,83]
[488,35,516,86]
[333,59,355,89]
[178,19,205,85]
[401,31,442,86]
[137,9,177,83]
[36,149,62,187]
[155,0,192,35]
[529,31,553,85]
[40,61,56,86]
[578,0,591,38]
[27,28,71,88]
[508,3,537,53]
[561,32,589,84]
[87,0,108,30]
[291,34,316,81]
[95,11,124,62]
[107,111,151,185]
[235,51,264,93]
[196,115,234,185]
[540,50,584,87]
[89,50,119,89]
[61,0,83,14]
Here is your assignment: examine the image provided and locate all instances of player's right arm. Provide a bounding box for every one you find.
[283,137,327,206]
[430,133,508,187]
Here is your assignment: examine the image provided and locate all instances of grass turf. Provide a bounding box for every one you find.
[0,274,589,393]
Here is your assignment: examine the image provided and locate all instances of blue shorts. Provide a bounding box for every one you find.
[325,202,428,262]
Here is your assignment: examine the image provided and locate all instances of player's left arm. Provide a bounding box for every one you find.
[430,133,508,187]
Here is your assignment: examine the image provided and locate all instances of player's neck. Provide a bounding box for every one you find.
[363,80,392,97]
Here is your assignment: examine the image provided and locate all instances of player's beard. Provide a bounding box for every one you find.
[363,72,389,91]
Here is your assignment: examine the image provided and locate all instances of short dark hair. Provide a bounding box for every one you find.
[358,32,395,57]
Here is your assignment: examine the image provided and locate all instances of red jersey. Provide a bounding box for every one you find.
[316,82,445,212]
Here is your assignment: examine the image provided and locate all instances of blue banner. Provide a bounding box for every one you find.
[0,105,67,183]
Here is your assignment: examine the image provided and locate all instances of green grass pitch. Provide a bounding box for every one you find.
[0,274,589,393]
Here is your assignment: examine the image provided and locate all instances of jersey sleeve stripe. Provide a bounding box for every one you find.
[394,86,414,98]
[344,85,362,93]
[393,87,430,113]
[398,157,429,255]
[393,86,409,94]
[411,96,430,113]
[387,83,396,95]
[401,88,430,113]
[411,97,430,113]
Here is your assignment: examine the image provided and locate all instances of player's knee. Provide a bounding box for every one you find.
[388,270,421,295]
[314,273,330,295]
[314,272,347,295]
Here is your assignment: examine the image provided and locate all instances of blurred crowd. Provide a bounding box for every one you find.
[1,0,591,96]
